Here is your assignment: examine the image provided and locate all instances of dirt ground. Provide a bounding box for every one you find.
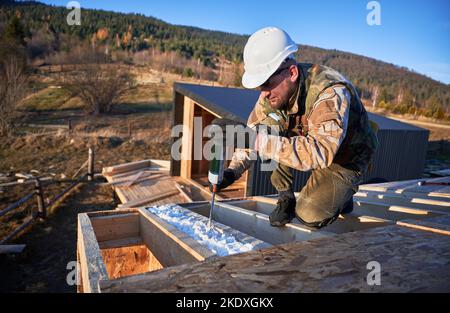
[0,181,115,292]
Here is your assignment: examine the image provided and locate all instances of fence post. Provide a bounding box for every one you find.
[68,118,72,136]
[88,148,94,181]
[128,121,132,138]
[35,178,46,219]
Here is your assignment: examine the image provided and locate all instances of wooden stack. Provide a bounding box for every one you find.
[102,159,193,208]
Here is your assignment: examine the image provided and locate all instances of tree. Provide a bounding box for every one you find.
[0,14,28,137]
[0,42,28,136]
[63,49,135,115]
[4,14,26,46]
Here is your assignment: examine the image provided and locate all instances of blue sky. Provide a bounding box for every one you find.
[39,0,450,84]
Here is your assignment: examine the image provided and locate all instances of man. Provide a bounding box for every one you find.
[213,26,378,229]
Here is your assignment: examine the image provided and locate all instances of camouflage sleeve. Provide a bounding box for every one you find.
[257,85,351,171]
[227,94,268,179]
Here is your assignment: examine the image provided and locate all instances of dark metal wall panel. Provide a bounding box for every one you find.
[250,129,429,196]
[249,158,311,196]
[364,129,429,182]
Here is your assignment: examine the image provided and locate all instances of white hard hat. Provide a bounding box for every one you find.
[242,26,298,89]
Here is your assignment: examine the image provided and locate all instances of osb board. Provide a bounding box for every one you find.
[100,224,450,293]
[101,244,163,279]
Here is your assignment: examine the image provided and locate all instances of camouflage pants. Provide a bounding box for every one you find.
[271,163,364,228]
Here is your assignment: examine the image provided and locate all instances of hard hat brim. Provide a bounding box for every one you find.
[241,71,271,89]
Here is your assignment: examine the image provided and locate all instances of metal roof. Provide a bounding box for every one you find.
[174,82,428,132]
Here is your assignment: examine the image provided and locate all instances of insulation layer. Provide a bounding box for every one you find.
[147,204,270,256]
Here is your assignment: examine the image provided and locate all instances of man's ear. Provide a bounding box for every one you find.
[288,65,299,83]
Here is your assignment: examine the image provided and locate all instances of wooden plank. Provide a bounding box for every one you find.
[175,183,193,202]
[106,168,149,181]
[99,224,450,293]
[187,177,224,200]
[0,244,26,254]
[397,219,450,236]
[354,191,450,211]
[138,208,214,266]
[359,177,450,198]
[97,236,142,249]
[180,97,195,179]
[352,200,445,221]
[430,169,450,177]
[113,186,129,204]
[90,213,140,242]
[109,169,166,183]
[102,160,151,176]
[118,189,180,209]
[77,213,109,293]
[149,159,171,170]
[114,173,166,188]
[120,171,145,187]
[359,178,424,192]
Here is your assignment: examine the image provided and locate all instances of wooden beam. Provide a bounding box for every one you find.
[186,177,224,200]
[397,219,450,236]
[149,159,170,170]
[180,97,195,179]
[352,200,444,221]
[120,171,145,187]
[90,213,140,242]
[117,189,180,209]
[355,191,450,211]
[102,160,152,176]
[77,214,109,293]
[97,236,142,249]
[175,183,193,202]
[138,208,214,267]
[114,173,166,188]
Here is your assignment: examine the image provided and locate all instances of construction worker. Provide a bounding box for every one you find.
[212,26,378,228]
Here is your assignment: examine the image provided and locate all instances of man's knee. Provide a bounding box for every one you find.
[270,166,293,192]
[295,198,339,229]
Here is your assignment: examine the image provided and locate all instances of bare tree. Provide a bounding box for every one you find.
[0,46,27,137]
[63,48,135,115]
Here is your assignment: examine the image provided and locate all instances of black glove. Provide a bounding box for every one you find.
[209,168,236,192]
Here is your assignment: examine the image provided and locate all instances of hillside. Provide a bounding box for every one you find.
[0,0,449,119]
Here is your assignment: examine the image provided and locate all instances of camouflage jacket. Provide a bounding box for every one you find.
[229,63,378,178]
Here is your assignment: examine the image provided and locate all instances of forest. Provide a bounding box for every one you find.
[1,0,449,120]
